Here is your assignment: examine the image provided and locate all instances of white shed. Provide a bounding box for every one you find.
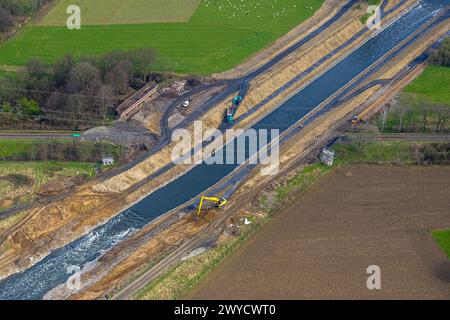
[102,156,115,166]
[320,149,335,166]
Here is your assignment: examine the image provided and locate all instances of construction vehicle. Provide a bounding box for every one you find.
[196,195,227,218]
[225,95,243,125]
[351,116,362,125]
[182,100,190,108]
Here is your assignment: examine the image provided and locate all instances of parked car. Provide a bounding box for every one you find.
[182,100,190,108]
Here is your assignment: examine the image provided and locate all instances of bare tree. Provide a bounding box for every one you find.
[434,104,450,133]
[0,8,15,33]
[378,106,389,133]
[105,67,129,95]
[397,93,415,133]
[66,62,102,94]
[419,102,434,133]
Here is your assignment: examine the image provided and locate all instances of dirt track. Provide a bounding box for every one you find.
[190,166,450,299]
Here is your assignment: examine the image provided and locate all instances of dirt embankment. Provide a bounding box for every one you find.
[385,0,403,12]
[0,0,419,281]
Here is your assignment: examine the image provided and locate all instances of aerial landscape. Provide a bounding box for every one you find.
[0,0,449,308]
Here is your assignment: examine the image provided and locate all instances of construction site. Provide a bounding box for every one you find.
[0,0,449,302]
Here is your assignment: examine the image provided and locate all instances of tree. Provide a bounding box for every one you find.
[377,106,389,133]
[66,62,101,94]
[1,101,12,112]
[430,37,450,67]
[26,58,46,79]
[434,104,449,133]
[105,66,129,95]
[129,48,156,80]
[19,97,41,115]
[418,102,434,133]
[396,93,415,133]
[0,8,15,33]
[53,54,75,88]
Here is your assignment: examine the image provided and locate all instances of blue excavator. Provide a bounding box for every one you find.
[225,95,243,124]
[225,80,250,125]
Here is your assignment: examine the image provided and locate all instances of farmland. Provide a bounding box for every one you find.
[190,165,450,299]
[0,0,324,74]
[38,0,202,25]
[404,66,450,105]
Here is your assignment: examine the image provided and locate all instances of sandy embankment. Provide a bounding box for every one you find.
[0,0,415,280]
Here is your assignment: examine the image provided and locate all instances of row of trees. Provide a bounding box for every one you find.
[412,143,450,165]
[0,48,157,130]
[376,93,449,134]
[0,0,51,35]
[430,37,450,67]
[375,38,450,133]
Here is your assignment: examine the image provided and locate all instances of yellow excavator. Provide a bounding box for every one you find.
[196,195,227,218]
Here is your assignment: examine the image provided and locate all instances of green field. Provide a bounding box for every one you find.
[0,0,323,74]
[404,66,450,105]
[39,0,201,25]
[332,141,415,165]
[0,139,36,159]
[0,138,122,161]
[432,229,450,259]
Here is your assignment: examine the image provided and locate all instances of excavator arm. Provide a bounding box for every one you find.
[197,196,227,217]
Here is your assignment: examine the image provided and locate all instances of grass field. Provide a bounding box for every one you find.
[0,138,122,161]
[0,161,96,211]
[38,0,201,25]
[0,0,324,74]
[404,66,450,105]
[332,141,415,165]
[381,66,450,133]
[0,139,36,159]
[432,229,450,259]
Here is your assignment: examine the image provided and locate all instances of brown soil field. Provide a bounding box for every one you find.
[189,166,450,299]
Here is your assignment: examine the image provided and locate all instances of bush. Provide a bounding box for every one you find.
[430,37,450,67]
[3,173,33,187]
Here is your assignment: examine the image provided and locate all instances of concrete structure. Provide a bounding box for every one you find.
[102,156,115,166]
[320,149,335,166]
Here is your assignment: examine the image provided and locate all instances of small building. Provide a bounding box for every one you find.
[320,149,335,166]
[102,155,115,166]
